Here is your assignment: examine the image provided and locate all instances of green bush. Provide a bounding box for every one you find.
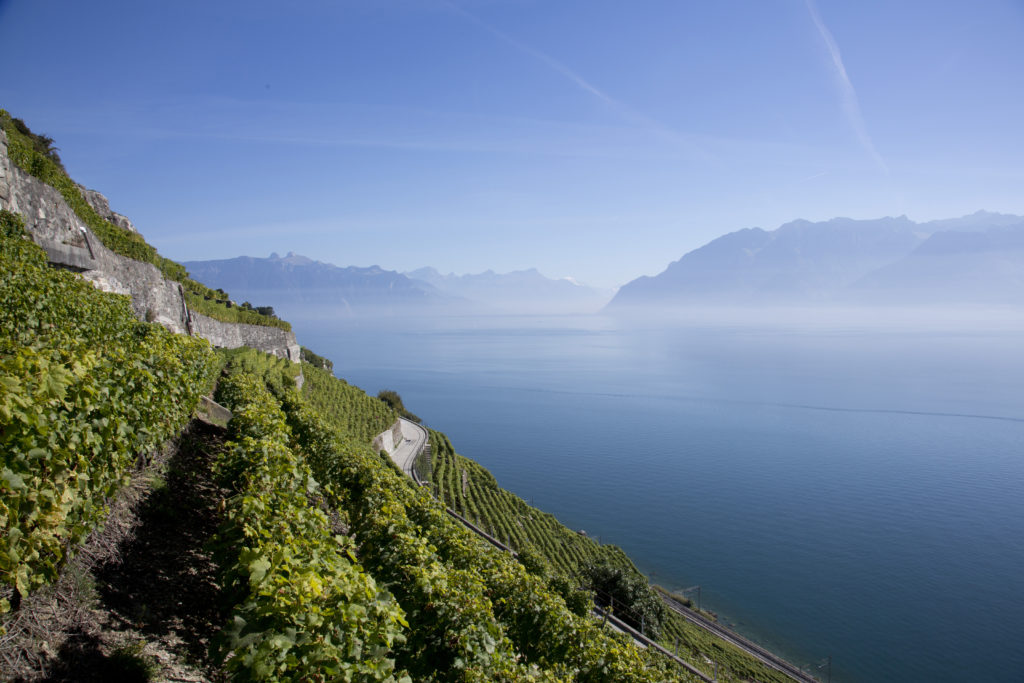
[0,225,218,609]
[582,560,665,640]
[300,346,334,373]
[0,209,25,238]
[212,373,409,682]
[376,389,420,424]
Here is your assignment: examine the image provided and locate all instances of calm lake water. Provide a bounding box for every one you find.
[296,311,1024,683]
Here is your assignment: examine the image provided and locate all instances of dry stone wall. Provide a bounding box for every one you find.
[190,312,300,361]
[0,128,299,360]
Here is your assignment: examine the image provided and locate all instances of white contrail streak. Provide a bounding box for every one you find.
[444,1,707,158]
[805,0,889,174]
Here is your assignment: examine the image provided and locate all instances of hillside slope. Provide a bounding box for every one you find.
[1,111,805,682]
[0,111,298,361]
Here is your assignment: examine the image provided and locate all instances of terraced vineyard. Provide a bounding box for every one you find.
[428,431,636,577]
[1,111,800,682]
[0,209,219,611]
[300,364,396,443]
[424,428,797,683]
[213,358,696,681]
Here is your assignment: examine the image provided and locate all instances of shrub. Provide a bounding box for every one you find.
[0,225,218,609]
[211,373,409,682]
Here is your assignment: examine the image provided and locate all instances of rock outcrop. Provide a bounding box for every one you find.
[0,128,300,362]
[77,183,137,233]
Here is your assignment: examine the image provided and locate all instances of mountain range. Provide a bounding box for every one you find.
[183,253,441,318]
[405,266,612,314]
[607,211,1024,310]
[185,211,1024,319]
[183,254,611,318]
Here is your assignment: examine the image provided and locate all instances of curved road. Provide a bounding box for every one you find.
[390,418,428,480]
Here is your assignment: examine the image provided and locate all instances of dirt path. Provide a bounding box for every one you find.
[0,419,230,682]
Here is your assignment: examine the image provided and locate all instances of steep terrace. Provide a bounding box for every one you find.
[0,124,299,361]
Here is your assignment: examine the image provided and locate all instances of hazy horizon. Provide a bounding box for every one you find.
[3,1,1023,288]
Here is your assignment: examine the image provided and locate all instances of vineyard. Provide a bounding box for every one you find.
[212,353,698,682]
[300,364,397,444]
[0,109,288,331]
[424,421,796,683]
[427,431,638,578]
[0,209,219,611]
[211,373,408,681]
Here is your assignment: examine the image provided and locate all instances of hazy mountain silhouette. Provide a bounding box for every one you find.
[608,212,1024,310]
[405,267,612,314]
[853,221,1024,303]
[183,253,447,318]
[183,255,609,318]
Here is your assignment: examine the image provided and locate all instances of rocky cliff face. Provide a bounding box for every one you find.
[0,128,300,362]
[76,183,137,233]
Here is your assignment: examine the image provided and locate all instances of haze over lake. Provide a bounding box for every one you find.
[297,309,1024,683]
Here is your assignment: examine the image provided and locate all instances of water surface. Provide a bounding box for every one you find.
[297,313,1024,682]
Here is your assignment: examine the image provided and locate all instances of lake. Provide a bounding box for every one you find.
[295,310,1024,683]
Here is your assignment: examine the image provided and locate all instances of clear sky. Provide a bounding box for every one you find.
[2,0,1022,288]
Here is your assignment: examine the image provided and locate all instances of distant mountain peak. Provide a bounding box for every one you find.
[182,254,444,318]
[607,211,1024,310]
[403,265,612,314]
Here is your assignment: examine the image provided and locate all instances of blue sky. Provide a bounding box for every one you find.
[2,0,1022,288]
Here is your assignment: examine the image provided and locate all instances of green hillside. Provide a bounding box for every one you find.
[1,113,805,682]
[0,209,219,610]
[0,109,287,331]
[423,427,794,683]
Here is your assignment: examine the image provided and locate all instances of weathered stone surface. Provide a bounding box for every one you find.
[77,183,137,233]
[199,396,233,423]
[0,130,10,202]
[0,128,300,359]
[189,312,300,361]
[0,130,86,249]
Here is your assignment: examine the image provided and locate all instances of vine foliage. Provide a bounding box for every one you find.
[0,109,288,331]
[0,213,219,610]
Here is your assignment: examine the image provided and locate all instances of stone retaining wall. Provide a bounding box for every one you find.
[372,420,407,455]
[189,311,300,361]
[0,128,300,360]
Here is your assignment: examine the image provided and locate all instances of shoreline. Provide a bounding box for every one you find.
[380,418,819,682]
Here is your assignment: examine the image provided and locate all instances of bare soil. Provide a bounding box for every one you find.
[0,418,230,682]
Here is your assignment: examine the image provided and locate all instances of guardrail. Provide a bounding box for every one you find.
[400,421,819,682]
[400,425,713,681]
[660,593,820,683]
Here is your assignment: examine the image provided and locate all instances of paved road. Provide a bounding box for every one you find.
[389,418,427,479]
